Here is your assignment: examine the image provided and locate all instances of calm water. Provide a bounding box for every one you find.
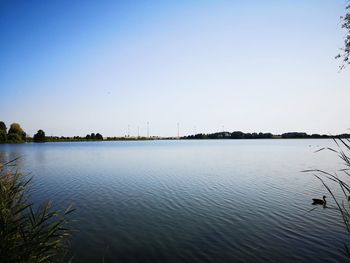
[0,139,349,262]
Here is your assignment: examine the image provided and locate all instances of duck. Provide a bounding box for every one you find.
[312,195,326,205]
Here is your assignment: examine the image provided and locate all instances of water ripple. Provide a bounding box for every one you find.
[0,139,348,262]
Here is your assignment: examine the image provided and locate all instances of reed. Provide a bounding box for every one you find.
[0,159,74,262]
[303,137,350,254]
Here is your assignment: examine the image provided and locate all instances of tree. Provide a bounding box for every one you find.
[0,121,6,143]
[95,133,103,140]
[336,4,350,69]
[85,133,103,140]
[7,123,26,143]
[7,133,22,143]
[33,130,46,143]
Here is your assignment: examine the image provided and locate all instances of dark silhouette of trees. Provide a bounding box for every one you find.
[193,133,205,139]
[230,131,244,139]
[183,131,350,140]
[0,121,7,143]
[85,133,103,140]
[282,132,311,138]
[33,130,46,142]
[281,132,349,139]
[95,133,103,140]
[7,123,26,143]
[184,131,274,140]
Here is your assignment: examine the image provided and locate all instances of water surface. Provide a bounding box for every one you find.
[0,139,348,262]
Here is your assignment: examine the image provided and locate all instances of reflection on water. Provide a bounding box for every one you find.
[0,139,348,262]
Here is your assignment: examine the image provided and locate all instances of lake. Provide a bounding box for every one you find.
[0,139,348,262]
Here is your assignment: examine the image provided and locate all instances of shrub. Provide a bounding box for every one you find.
[33,130,46,143]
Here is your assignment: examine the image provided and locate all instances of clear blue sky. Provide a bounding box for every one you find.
[1,0,349,137]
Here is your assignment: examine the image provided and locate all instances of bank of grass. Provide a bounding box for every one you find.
[0,159,74,262]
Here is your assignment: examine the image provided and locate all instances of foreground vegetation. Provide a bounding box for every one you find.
[0,160,74,262]
[304,138,350,254]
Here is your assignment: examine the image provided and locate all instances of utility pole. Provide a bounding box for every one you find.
[177,122,180,139]
[147,122,149,138]
[137,126,140,138]
[128,125,130,137]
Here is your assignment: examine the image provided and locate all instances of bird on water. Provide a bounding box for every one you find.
[312,195,326,205]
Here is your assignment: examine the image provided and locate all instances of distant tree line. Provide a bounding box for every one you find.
[182,131,350,140]
[281,132,350,139]
[2,121,350,143]
[0,121,48,143]
[42,136,85,142]
[0,121,105,143]
[183,131,274,140]
[106,136,152,141]
[43,133,104,142]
